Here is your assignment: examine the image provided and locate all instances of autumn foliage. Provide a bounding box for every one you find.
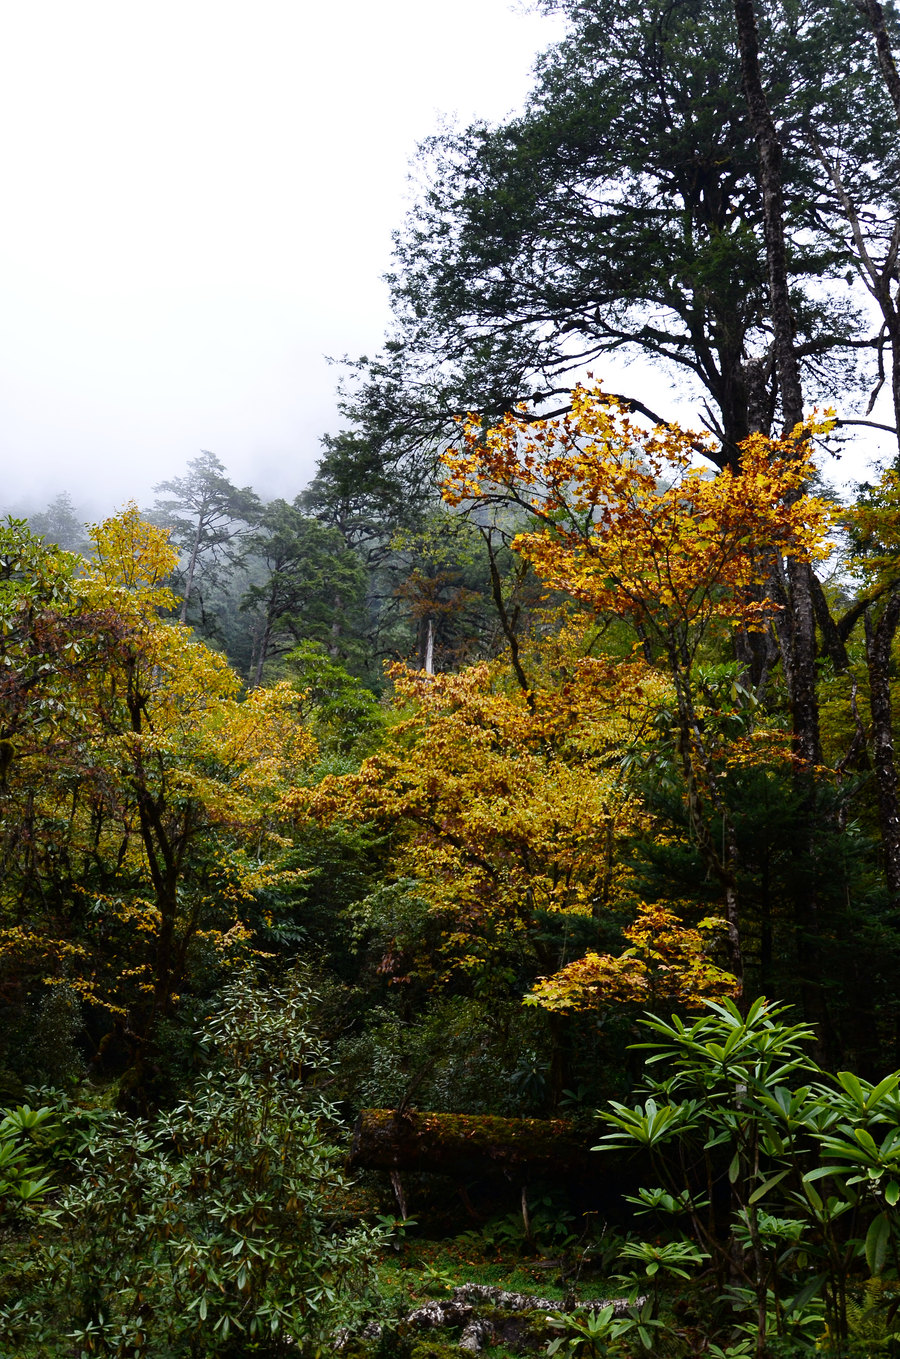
[443,385,832,649]
[0,508,316,1035]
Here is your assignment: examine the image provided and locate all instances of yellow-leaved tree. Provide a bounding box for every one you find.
[441,384,833,994]
[285,605,738,1031]
[0,507,316,1045]
[287,645,644,988]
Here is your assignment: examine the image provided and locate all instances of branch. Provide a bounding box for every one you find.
[835,417,899,435]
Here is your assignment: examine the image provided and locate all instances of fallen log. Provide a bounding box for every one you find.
[349,1108,597,1179]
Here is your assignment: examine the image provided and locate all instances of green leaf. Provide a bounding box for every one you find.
[837,1070,867,1108]
[886,1181,900,1207]
[803,1165,846,1183]
[865,1212,891,1276]
[748,1168,790,1205]
[784,1272,827,1316]
[867,1073,899,1109]
[856,1127,879,1155]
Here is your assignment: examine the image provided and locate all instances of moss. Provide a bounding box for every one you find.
[480,1306,557,1352]
[409,1342,463,1359]
[366,1108,577,1150]
[356,1109,592,1175]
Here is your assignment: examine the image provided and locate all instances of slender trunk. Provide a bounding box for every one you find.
[786,563,822,767]
[735,0,826,1048]
[733,0,804,434]
[481,527,534,706]
[733,0,819,758]
[743,353,774,436]
[329,591,343,659]
[854,0,900,122]
[865,589,900,906]
[179,521,203,625]
[715,348,753,470]
[252,617,272,688]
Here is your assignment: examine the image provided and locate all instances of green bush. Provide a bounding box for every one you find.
[3,972,389,1356]
[0,1102,55,1218]
[596,997,900,1354]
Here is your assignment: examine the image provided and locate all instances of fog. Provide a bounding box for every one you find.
[1,2,893,530]
[0,0,565,520]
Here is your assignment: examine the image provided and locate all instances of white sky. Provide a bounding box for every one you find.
[0,1,893,522]
[0,0,566,517]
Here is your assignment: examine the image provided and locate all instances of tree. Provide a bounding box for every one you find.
[0,519,84,791]
[152,450,259,626]
[27,492,89,553]
[343,0,885,468]
[6,974,388,1356]
[0,509,317,1051]
[525,900,738,1012]
[829,0,900,453]
[442,385,832,983]
[301,429,424,558]
[389,510,496,673]
[238,498,367,686]
[286,627,704,997]
[843,469,900,906]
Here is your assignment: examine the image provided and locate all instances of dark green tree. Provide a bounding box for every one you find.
[344,0,894,467]
[300,429,424,559]
[152,450,259,627]
[239,498,367,685]
[27,493,90,554]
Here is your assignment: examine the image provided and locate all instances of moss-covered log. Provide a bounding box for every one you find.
[349,1109,596,1178]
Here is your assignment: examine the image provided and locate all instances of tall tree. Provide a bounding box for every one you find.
[0,509,316,1050]
[0,518,84,790]
[819,0,900,451]
[301,430,424,559]
[343,0,881,468]
[28,492,90,554]
[152,451,259,626]
[443,384,832,983]
[239,498,367,686]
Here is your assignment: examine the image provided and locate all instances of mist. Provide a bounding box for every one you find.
[0,0,565,523]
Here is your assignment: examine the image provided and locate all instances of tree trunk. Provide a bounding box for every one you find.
[854,0,900,122]
[733,0,804,435]
[179,520,203,625]
[252,615,273,688]
[424,617,435,675]
[866,589,900,907]
[734,0,829,1048]
[329,591,343,659]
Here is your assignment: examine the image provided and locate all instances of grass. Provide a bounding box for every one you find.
[375,1213,629,1306]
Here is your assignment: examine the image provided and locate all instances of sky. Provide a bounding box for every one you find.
[0,0,566,517]
[1,2,895,524]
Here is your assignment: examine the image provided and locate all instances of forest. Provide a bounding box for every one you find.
[5,0,900,1354]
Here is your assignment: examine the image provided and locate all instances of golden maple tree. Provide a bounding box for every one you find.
[286,639,653,990]
[440,385,833,995]
[0,507,316,1031]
